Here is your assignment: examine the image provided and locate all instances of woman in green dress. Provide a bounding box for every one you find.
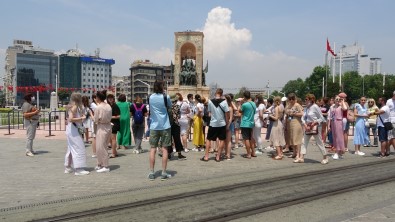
[116,94,132,148]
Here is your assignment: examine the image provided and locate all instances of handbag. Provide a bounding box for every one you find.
[367,118,376,127]
[73,122,85,135]
[305,124,318,135]
[379,115,393,131]
[364,120,370,127]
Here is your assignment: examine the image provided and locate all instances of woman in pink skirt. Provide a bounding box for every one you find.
[329,95,348,159]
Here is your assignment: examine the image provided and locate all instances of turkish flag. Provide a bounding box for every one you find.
[326,39,336,56]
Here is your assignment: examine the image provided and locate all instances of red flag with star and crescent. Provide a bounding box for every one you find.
[326,38,336,56]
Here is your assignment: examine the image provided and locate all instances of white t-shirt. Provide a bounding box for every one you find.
[386,99,395,123]
[195,103,204,117]
[377,105,390,127]
[254,103,266,126]
[208,99,229,127]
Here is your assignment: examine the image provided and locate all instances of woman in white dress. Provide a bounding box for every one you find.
[65,93,89,176]
[177,94,191,152]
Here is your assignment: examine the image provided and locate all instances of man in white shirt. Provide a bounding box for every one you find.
[386,92,395,154]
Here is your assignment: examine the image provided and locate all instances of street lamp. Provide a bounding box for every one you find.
[135,79,150,102]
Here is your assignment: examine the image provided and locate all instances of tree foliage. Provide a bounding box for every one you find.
[282,65,393,102]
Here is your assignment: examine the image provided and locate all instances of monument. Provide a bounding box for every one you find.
[167,31,210,99]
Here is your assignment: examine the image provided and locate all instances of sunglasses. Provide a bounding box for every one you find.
[288,98,295,101]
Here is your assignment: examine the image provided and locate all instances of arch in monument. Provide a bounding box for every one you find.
[179,42,197,85]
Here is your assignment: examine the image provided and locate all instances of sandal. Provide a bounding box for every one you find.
[200,156,209,162]
[242,154,251,159]
[109,154,118,158]
[273,155,283,160]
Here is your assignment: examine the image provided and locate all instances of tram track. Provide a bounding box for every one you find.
[31,158,395,222]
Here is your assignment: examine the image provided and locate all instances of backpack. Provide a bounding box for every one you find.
[163,93,174,125]
[133,103,145,124]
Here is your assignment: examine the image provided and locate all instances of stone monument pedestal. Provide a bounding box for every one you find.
[167,85,210,100]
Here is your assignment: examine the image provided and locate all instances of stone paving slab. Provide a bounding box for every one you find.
[0,127,387,221]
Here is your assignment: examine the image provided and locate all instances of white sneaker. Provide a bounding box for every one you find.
[91,154,97,158]
[356,151,365,156]
[74,169,90,176]
[332,153,339,160]
[192,148,199,152]
[94,166,102,170]
[96,167,110,173]
[64,167,73,174]
[184,148,190,153]
[255,150,263,155]
[321,159,329,165]
[132,149,140,154]
[26,151,35,157]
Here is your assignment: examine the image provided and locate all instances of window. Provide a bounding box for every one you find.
[97,74,99,77]
[93,68,95,71]
[88,67,90,70]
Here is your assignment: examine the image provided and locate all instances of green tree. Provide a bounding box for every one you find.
[282,78,307,98]
[58,90,71,104]
[234,86,247,100]
[304,66,327,98]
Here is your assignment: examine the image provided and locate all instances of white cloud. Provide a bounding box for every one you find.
[200,7,252,60]
[200,7,314,90]
[101,44,173,76]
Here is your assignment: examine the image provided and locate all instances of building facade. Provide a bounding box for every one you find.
[59,49,115,99]
[113,75,131,101]
[130,60,164,103]
[331,43,382,75]
[4,40,58,107]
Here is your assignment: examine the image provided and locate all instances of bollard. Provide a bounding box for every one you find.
[4,109,15,135]
[46,111,55,137]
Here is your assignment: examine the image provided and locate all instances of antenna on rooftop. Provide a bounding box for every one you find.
[95,48,100,57]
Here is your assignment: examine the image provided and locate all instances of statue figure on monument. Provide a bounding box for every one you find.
[179,57,197,86]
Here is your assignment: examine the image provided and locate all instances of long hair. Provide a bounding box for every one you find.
[68,93,83,114]
[82,96,90,108]
[255,95,264,106]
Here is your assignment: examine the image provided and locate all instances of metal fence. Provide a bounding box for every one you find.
[0,109,67,137]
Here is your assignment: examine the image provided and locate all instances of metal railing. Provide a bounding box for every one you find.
[0,109,67,137]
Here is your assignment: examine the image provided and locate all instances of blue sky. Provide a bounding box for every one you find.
[1,0,394,90]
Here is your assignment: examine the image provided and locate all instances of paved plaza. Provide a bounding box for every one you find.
[0,128,395,221]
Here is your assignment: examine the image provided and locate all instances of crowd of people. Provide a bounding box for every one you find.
[20,80,395,180]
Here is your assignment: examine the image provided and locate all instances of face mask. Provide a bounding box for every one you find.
[31,97,36,102]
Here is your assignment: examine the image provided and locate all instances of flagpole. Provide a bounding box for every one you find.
[322,77,325,98]
[332,42,336,83]
[339,48,342,91]
[325,49,328,97]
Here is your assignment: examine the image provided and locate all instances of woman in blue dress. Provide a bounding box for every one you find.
[353,97,370,155]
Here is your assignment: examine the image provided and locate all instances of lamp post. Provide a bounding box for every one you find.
[136,79,150,103]
[362,74,365,96]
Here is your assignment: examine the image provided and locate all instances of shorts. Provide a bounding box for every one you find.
[342,118,350,131]
[112,123,120,134]
[229,122,235,134]
[241,127,253,140]
[207,126,226,141]
[234,118,241,129]
[378,127,388,142]
[149,128,172,148]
